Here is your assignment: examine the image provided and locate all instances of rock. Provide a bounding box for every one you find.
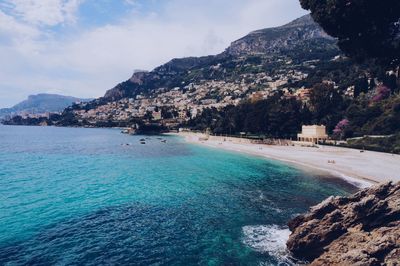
[287,182,400,265]
[226,14,334,57]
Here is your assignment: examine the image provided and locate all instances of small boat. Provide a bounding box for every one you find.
[140,139,146,142]
[140,142,146,145]
[121,128,137,135]
[161,140,167,143]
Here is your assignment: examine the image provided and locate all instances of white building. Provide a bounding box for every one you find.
[298,125,328,143]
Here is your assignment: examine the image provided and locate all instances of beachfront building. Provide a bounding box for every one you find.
[297,125,328,143]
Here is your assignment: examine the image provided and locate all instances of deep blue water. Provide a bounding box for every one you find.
[0,125,356,265]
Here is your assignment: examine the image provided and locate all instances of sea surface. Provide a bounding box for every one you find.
[0,125,357,265]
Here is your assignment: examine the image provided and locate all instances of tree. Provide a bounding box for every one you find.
[300,0,400,67]
[372,85,391,103]
[354,77,369,97]
[383,74,398,93]
[333,119,350,140]
[309,83,344,127]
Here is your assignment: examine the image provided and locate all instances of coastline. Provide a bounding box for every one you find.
[173,132,400,187]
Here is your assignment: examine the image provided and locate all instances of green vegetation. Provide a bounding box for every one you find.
[188,70,400,138]
[300,0,400,66]
[186,95,310,138]
[345,134,400,154]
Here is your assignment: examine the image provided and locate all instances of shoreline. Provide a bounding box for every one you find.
[173,132,400,187]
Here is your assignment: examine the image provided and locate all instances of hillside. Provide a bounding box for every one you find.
[0,94,92,119]
[4,14,399,147]
[102,14,338,101]
[41,14,347,127]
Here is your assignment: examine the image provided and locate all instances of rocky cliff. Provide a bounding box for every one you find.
[287,182,400,265]
[225,14,333,56]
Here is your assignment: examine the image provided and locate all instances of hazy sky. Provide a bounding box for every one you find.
[0,0,307,108]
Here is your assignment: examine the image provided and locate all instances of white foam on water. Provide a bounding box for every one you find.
[242,225,296,265]
[335,172,374,189]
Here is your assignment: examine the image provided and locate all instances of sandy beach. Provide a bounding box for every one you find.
[177,133,400,187]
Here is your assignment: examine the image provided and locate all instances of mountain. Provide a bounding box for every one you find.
[0,94,93,119]
[225,14,334,56]
[102,14,339,101]
[7,14,350,128]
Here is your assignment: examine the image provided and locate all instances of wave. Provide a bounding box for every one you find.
[242,224,296,265]
[334,172,373,189]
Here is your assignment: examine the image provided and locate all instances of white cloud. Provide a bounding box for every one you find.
[0,0,307,107]
[0,0,82,26]
[0,10,40,42]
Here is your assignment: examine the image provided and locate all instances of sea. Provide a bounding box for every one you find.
[0,125,357,265]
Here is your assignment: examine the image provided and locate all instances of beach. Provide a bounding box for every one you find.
[178,133,400,186]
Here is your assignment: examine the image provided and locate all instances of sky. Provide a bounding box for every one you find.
[0,0,307,108]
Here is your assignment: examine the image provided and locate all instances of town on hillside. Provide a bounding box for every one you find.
[2,14,400,154]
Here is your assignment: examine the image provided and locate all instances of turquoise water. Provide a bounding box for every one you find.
[0,125,356,265]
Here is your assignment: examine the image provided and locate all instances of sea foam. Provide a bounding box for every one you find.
[242,225,295,265]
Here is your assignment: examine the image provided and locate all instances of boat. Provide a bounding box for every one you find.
[121,128,137,135]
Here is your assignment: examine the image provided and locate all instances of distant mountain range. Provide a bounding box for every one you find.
[0,94,93,119]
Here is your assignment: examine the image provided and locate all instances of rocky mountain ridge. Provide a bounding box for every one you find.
[225,14,333,56]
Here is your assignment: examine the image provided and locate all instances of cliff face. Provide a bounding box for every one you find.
[225,14,333,56]
[287,182,400,265]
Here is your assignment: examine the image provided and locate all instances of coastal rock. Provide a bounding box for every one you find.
[287,182,400,265]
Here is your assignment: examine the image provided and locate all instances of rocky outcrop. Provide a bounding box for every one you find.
[287,182,400,265]
[129,70,148,85]
[225,14,335,56]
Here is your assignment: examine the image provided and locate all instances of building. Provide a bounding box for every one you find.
[295,88,311,102]
[297,125,328,143]
[190,108,199,119]
[152,111,162,121]
[178,110,188,120]
[250,91,264,103]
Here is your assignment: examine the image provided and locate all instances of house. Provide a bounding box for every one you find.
[298,125,328,143]
[152,111,162,121]
[178,110,188,120]
[295,88,311,102]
